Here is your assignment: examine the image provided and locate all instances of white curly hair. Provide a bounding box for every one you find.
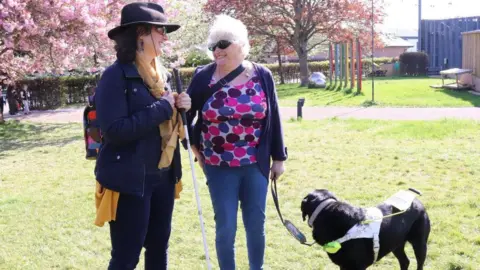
[207,14,251,57]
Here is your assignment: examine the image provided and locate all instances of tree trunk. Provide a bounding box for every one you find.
[297,43,309,86]
[93,51,99,67]
[276,45,285,84]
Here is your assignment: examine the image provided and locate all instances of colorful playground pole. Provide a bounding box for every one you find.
[329,43,333,85]
[350,39,355,89]
[345,42,349,87]
[335,44,339,85]
[356,38,362,92]
[337,44,341,86]
[341,43,345,87]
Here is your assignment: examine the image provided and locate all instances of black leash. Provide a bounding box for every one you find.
[271,179,316,246]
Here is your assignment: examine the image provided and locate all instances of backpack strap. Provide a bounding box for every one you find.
[202,64,245,105]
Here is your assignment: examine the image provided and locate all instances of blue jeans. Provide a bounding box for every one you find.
[204,164,268,270]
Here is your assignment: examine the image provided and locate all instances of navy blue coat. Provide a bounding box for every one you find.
[94,61,181,197]
[185,62,287,179]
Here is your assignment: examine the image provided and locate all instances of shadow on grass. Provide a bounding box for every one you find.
[0,121,82,157]
[277,83,371,106]
[325,91,364,105]
[363,76,434,81]
[361,100,379,107]
[277,85,340,99]
[436,89,480,107]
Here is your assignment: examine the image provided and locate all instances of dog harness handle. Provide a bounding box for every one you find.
[271,180,315,246]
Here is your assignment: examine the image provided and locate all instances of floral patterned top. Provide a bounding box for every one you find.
[200,72,267,167]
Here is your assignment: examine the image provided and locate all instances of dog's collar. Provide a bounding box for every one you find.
[308,198,336,228]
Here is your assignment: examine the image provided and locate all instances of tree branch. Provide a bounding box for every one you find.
[49,44,58,71]
[0,48,12,57]
[307,39,328,52]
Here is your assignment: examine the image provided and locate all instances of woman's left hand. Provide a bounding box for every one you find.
[270,160,285,181]
[175,92,191,111]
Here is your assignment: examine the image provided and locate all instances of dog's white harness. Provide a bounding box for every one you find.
[308,200,382,263]
[333,207,383,263]
[308,189,419,264]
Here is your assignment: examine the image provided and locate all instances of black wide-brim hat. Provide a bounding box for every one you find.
[108,2,181,40]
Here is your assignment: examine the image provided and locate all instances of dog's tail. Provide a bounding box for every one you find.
[408,188,422,196]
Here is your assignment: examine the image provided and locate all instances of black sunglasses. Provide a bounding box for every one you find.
[154,26,167,36]
[208,40,232,51]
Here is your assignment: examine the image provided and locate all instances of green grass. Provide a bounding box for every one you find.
[277,77,480,108]
[1,119,480,269]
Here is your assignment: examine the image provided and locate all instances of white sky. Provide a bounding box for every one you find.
[381,0,480,34]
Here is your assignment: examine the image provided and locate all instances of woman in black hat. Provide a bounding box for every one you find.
[93,2,190,269]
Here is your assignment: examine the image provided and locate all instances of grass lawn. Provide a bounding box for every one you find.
[1,119,480,269]
[277,77,480,108]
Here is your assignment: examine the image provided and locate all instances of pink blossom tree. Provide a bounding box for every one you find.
[1,0,116,82]
[0,0,192,83]
[204,0,385,86]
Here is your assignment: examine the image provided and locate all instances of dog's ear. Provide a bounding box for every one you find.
[301,190,338,222]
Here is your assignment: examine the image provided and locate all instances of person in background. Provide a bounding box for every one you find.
[0,88,5,123]
[19,84,30,115]
[185,14,287,270]
[6,86,18,116]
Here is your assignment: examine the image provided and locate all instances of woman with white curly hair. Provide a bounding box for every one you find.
[185,14,287,269]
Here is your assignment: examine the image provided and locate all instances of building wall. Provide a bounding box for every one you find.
[404,38,418,52]
[378,63,403,77]
[475,76,480,92]
[462,31,480,92]
[419,16,480,73]
[462,31,480,77]
[373,47,408,58]
[474,76,480,92]
[460,74,480,92]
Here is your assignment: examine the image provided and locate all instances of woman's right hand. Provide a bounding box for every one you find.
[161,91,175,109]
[197,155,205,170]
[192,146,205,170]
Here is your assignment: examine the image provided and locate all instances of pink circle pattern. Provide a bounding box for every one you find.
[201,72,267,167]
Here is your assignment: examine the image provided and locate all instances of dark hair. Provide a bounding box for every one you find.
[114,24,152,63]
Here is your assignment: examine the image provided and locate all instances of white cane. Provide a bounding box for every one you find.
[173,68,212,270]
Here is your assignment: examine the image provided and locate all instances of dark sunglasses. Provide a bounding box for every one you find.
[154,26,167,36]
[208,40,232,51]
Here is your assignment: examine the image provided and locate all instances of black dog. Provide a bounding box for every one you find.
[301,189,430,270]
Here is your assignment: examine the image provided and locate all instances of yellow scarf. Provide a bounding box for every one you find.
[94,55,185,227]
[135,54,186,168]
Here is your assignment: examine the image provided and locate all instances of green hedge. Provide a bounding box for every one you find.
[16,76,99,110]
[399,52,428,76]
[263,62,330,84]
[264,57,396,83]
[16,69,196,110]
[16,58,395,110]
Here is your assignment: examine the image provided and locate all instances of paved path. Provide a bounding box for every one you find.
[4,108,85,123]
[3,106,480,123]
[280,107,480,120]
